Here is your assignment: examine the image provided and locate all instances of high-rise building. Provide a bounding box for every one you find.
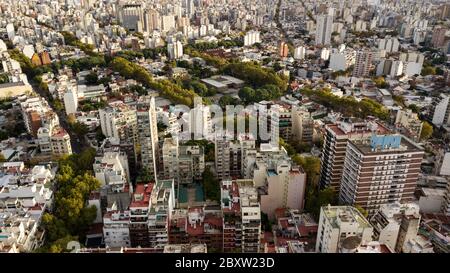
[161,15,175,32]
[143,9,161,32]
[352,50,373,77]
[148,179,175,248]
[118,3,144,32]
[129,183,152,247]
[369,202,421,253]
[315,13,333,46]
[178,145,205,184]
[431,94,450,127]
[293,46,306,60]
[443,179,450,216]
[378,37,400,53]
[136,96,159,182]
[167,40,183,60]
[329,48,356,71]
[221,179,261,253]
[291,106,314,144]
[99,101,137,145]
[260,163,306,220]
[339,135,424,216]
[162,137,179,181]
[215,133,256,180]
[279,42,289,58]
[244,30,261,46]
[63,87,78,115]
[431,27,447,48]
[319,119,389,191]
[103,208,131,248]
[316,205,373,253]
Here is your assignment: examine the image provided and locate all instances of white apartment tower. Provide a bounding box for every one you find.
[315,13,333,46]
[167,40,183,60]
[244,30,261,46]
[294,46,306,60]
[316,205,373,253]
[431,94,450,127]
[369,202,421,252]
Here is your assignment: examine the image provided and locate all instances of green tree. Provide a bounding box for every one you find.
[355,205,369,218]
[420,121,433,141]
[408,104,420,113]
[85,71,98,85]
[202,166,220,201]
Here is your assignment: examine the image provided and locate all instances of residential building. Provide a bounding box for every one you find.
[147,179,175,248]
[352,50,373,78]
[431,94,450,127]
[259,163,307,220]
[339,135,424,216]
[319,118,389,191]
[162,137,179,181]
[178,145,205,184]
[221,179,261,253]
[99,101,138,144]
[369,202,421,252]
[93,151,130,193]
[169,207,223,252]
[136,97,159,182]
[316,205,373,253]
[315,13,333,46]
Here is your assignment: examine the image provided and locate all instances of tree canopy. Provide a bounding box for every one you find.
[301,88,390,121]
[39,148,100,252]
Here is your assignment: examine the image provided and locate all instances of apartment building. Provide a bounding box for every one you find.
[369,202,421,252]
[216,134,257,180]
[103,208,131,248]
[431,94,450,127]
[178,145,205,184]
[169,206,223,252]
[162,137,179,181]
[316,205,373,253]
[93,151,130,193]
[395,109,423,142]
[259,163,307,220]
[221,179,261,253]
[319,118,389,191]
[136,97,159,182]
[352,50,373,78]
[147,179,175,249]
[292,106,314,144]
[99,101,137,145]
[339,135,424,215]
[129,183,152,247]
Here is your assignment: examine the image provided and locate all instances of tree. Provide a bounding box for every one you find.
[304,187,338,220]
[219,95,240,108]
[355,205,369,218]
[85,71,98,85]
[202,166,220,201]
[421,66,436,76]
[420,121,433,141]
[70,121,89,139]
[408,104,420,113]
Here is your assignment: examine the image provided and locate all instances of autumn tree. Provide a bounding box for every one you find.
[420,121,433,141]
